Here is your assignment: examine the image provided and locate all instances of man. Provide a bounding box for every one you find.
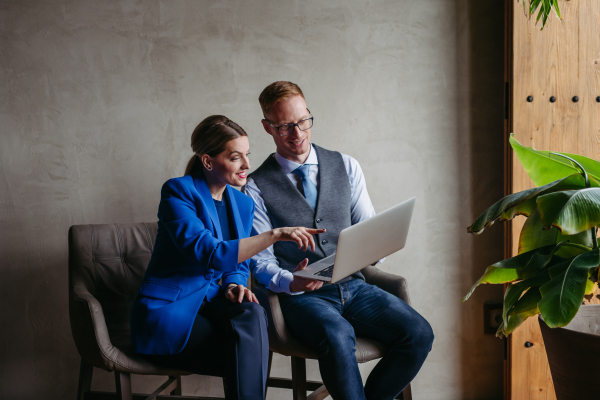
[243,81,433,400]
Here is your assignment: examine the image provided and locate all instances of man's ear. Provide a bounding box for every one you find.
[261,119,273,136]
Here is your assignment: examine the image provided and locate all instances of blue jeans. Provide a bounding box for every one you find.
[279,278,433,400]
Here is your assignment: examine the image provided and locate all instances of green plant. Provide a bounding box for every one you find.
[520,0,562,30]
[464,134,600,337]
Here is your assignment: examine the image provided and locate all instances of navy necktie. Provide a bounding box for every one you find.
[292,164,318,209]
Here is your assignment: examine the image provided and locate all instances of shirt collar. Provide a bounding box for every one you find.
[274,143,318,174]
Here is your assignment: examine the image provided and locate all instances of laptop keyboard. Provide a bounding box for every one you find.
[314,265,334,277]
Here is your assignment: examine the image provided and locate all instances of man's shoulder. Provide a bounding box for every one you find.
[314,144,358,167]
[313,145,361,178]
[248,153,280,180]
[313,143,342,158]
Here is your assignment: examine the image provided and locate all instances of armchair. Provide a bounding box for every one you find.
[68,222,223,400]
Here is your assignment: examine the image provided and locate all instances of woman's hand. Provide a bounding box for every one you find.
[274,227,326,251]
[225,284,259,304]
[238,227,325,263]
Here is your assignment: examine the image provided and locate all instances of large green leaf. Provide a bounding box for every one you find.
[510,134,600,186]
[501,281,529,327]
[498,307,540,338]
[497,257,575,336]
[509,287,542,316]
[537,188,600,235]
[468,173,589,235]
[518,209,593,257]
[538,249,600,327]
[585,273,597,296]
[500,257,567,326]
[463,244,556,302]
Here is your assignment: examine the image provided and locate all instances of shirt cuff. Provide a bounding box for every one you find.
[279,271,305,295]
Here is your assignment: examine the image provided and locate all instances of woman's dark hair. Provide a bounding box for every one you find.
[184,115,248,175]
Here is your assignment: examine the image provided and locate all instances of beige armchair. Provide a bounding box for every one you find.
[68,222,223,400]
[253,265,413,400]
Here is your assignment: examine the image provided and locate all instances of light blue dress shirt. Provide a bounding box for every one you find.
[242,144,380,294]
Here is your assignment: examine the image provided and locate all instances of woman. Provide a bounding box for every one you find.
[130,115,324,399]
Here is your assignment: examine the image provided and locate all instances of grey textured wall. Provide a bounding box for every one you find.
[0,0,506,399]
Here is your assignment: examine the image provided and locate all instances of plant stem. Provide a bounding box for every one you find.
[557,242,593,252]
[549,152,590,187]
[550,152,596,249]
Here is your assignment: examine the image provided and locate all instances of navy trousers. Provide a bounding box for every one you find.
[143,297,269,400]
[279,278,434,400]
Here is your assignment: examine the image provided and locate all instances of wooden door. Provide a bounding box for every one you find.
[507,0,600,399]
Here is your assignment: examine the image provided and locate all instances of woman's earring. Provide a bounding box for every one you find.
[206,165,212,171]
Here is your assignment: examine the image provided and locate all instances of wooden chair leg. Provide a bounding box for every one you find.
[169,375,182,395]
[265,351,273,397]
[291,356,307,400]
[114,371,132,400]
[77,359,93,400]
[397,383,412,400]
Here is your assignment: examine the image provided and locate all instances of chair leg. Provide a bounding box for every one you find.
[265,350,273,397]
[114,371,132,400]
[397,383,412,400]
[291,356,307,400]
[169,375,182,395]
[77,359,93,400]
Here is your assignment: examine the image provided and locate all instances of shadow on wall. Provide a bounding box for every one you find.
[457,0,506,399]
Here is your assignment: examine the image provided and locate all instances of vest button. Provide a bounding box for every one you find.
[321,239,328,245]
[316,218,321,223]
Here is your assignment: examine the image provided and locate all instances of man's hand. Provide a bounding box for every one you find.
[225,284,259,304]
[289,258,324,293]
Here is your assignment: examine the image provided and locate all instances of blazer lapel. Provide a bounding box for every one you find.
[226,185,245,240]
[192,173,223,240]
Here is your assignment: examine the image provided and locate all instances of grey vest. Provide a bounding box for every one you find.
[250,144,363,282]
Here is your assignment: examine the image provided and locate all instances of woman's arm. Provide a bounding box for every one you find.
[237,227,325,264]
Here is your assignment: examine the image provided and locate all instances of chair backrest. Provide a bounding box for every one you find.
[69,223,157,350]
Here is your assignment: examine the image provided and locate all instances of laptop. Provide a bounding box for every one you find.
[293,197,416,283]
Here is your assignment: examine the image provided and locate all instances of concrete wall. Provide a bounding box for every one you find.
[0,0,506,398]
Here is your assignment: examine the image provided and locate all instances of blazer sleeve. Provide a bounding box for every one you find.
[221,199,255,288]
[159,178,240,273]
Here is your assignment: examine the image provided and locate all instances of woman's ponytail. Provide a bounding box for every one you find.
[184,154,201,176]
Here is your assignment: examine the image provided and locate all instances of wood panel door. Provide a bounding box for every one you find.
[508,0,600,399]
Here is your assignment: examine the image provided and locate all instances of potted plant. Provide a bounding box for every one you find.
[463,134,600,399]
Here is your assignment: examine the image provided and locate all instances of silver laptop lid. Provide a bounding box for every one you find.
[330,197,416,283]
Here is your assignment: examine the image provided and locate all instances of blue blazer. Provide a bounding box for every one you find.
[130,172,255,355]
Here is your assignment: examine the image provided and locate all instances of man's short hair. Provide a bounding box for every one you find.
[258,81,305,116]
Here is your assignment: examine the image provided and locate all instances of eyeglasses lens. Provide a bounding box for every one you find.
[278,117,313,136]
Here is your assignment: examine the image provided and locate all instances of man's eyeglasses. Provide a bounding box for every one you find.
[264,110,314,137]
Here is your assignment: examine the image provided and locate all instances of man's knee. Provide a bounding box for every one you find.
[315,321,356,355]
[408,316,434,355]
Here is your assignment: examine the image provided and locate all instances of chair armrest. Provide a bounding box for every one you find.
[361,265,411,305]
[252,279,318,359]
[69,282,118,371]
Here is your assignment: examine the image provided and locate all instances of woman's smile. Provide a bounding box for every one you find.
[235,171,247,180]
